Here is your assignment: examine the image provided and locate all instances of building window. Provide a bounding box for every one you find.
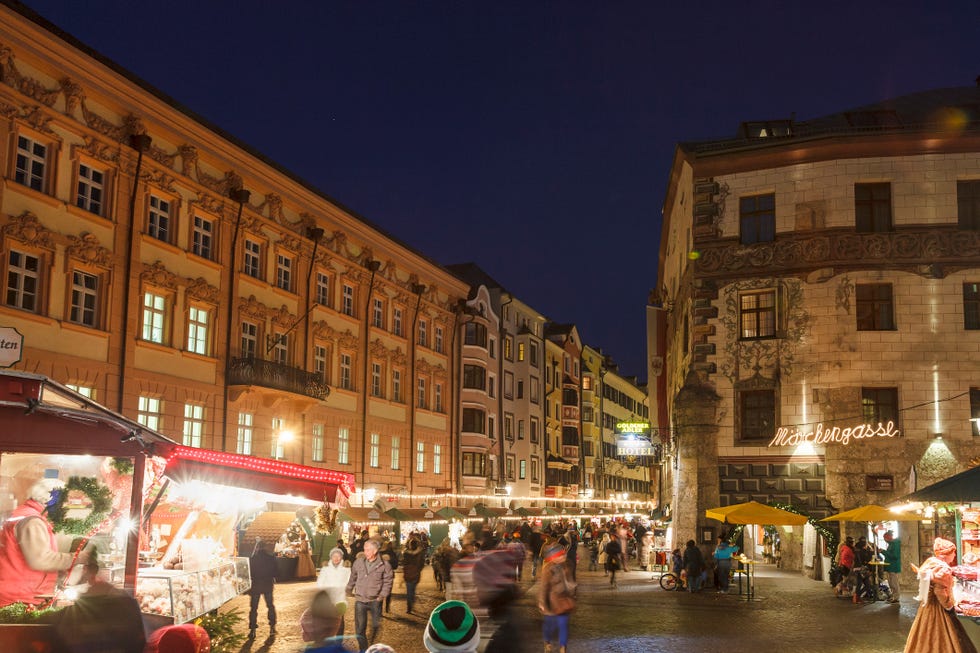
[462,407,486,434]
[582,375,592,391]
[434,444,442,474]
[530,417,539,443]
[75,163,105,215]
[517,380,524,399]
[237,412,253,455]
[957,180,980,230]
[739,193,775,244]
[372,298,384,328]
[740,290,777,339]
[435,326,444,353]
[187,306,210,355]
[371,362,383,397]
[489,337,496,358]
[6,249,40,312]
[312,423,324,462]
[340,353,353,390]
[271,417,287,459]
[191,216,214,260]
[506,455,515,481]
[855,182,892,233]
[342,283,354,317]
[488,376,496,398]
[272,332,288,365]
[518,419,525,440]
[418,319,428,347]
[276,254,293,292]
[241,321,258,358]
[518,342,525,361]
[182,403,204,447]
[393,308,403,336]
[369,433,380,468]
[504,413,514,440]
[462,452,486,477]
[464,322,487,347]
[391,436,401,469]
[504,335,513,361]
[15,135,48,192]
[244,239,261,278]
[338,427,349,464]
[314,344,328,382]
[142,292,167,344]
[965,283,980,330]
[463,364,487,390]
[392,369,402,402]
[971,388,980,437]
[69,270,99,328]
[862,387,899,425]
[519,459,527,480]
[530,341,539,367]
[416,441,425,473]
[503,372,514,399]
[417,377,427,409]
[434,383,443,413]
[856,283,895,331]
[138,396,162,431]
[148,195,172,243]
[531,457,539,482]
[315,271,330,306]
[739,389,775,441]
[66,384,94,399]
[488,416,496,440]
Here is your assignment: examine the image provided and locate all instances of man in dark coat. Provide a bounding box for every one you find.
[248,539,278,639]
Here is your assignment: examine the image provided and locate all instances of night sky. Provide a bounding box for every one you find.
[19,1,979,380]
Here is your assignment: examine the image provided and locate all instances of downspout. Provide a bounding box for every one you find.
[221,187,250,452]
[408,282,426,498]
[359,260,381,491]
[449,301,464,494]
[300,227,325,467]
[578,352,586,496]
[497,293,512,487]
[116,133,151,412]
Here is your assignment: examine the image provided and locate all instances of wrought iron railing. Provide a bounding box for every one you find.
[227,357,330,400]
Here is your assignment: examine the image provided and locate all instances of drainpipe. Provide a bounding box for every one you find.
[359,260,381,488]
[221,187,250,452]
[408,282,426,499]
[117,133,151,412]
[497,293,513,489]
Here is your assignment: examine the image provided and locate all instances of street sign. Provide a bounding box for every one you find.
[0,327,24,368]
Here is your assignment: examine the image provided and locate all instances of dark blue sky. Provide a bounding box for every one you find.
[21,0,979,379]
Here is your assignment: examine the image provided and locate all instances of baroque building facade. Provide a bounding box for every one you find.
[0,3,469,502]
[654,84,980,570]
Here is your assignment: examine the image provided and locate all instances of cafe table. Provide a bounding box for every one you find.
[733,557,756,599]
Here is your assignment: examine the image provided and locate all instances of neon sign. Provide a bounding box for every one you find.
[767,420,900,448]
[616,421,650,434]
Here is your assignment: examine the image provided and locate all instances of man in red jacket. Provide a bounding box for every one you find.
[0,479,85,607]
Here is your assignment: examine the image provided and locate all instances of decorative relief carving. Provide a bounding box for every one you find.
[390,348,406,366]
[66,233,112,268]
[192,193,224,216]
[270,304,297,328]
[417,359,432,375]
[337,329,358,349]
[278,234,302,253]
[328,230,348,256]
[369,338,388,359]
[238,295,268,321]
[312,320,336,340]
[185,277,221,304]
[3,211,55,249]
[835,275,852,314]
[23,106,54,133]
[82,104,125,141]
[124,115,147,138]
[80,135,119,164]
[138,167,176,193]
[140,260,179,290]
[58,77,85,116]
[0,98,18,118]
[382,259,398,281]
[146,143,176,168]
[178,145,198,178]
[432,364,448,380]
[258,193,284,223]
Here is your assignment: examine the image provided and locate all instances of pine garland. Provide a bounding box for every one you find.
[47,476,113,535]
[0,602,62,624]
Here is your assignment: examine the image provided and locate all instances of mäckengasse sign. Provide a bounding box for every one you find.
[767,420,900,447]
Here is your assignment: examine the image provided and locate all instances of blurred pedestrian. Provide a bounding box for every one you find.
[423,600,480,653]
[247,539,278,639]
[683,540,705,592]
[538,544,576,653]
[143,624,210,653]
[317,547,351,636]
[379,539,399,613]
[604,531,624,589]
[301,589,344,644]
[53,559,145,653]
[346,538,394,650]
[401,537,426,614]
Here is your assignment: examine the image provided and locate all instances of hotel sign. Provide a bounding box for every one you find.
[768,420,900,448]
[0,327,23,368]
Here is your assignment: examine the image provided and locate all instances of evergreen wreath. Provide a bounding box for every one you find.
[47,476,113,535]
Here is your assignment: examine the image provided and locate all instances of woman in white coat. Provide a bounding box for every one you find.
[316,547,351,636]
[597,530,611,576]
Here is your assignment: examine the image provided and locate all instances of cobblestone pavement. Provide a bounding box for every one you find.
[225,559,920,653]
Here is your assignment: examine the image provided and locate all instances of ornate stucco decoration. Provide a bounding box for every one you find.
[238,295,268,321]
[369,338,389,359]
[382,259,399,282]
[81,103,125,141]
[66,232,112,268]
[185,277,221,304]
[417,359,433,375]
[140,261,179,290]
[2,211,55,250]
[327,230,348,256]
[192,193,225,216]
[23,105,54,134]
[256,193,285,224]
[79,135,119,164]
[178,145,198,178]
[0,44,58,107]
[270,304,297,329]
[835,275,852,314]
[432,364,448,381]
[718,278,811,382]
[137,167,177,193]
[337,329,358,349]
[278,233,302,253]
[312,320,337,340]
[390,347,407,366]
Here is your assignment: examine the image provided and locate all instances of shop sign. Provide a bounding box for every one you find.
[616,421,650,435]
[616,438,655,456]
[767,420,900,448]
[0,327,23,368]
[866,475,894,492]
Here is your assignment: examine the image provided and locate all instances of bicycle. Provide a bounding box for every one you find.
[659,570,686,591]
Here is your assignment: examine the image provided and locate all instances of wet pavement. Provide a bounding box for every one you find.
[225,559,916,653]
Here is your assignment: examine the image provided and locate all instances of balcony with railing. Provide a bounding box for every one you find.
[227,357,330,400]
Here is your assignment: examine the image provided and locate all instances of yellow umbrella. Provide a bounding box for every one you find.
[820,504,923,523]
[705,501,808,525]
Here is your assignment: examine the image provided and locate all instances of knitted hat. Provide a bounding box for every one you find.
[934,537,956,558]
[365,645,397,653]
[424,600,480,653]
[328,547,345,559]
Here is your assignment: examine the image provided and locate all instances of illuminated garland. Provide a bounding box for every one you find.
[47,476,113,535]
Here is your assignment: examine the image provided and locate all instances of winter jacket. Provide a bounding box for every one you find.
[316,561,351,606]
[345,554,393,603]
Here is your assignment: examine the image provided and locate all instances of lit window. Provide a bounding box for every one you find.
[862,387,899,425]
[391,436,401,469]
[373,298,384,328]
[192,216,214,260]
[314,344,328,382]
[417,377,427,409]
[338,427,349,464]
[312,423,324,462]
[370,433,380,468]
[76,163,105,215]
[418,319,428,347]
[15,135,47,192]
[69,270,99,328]
[6,249,40,312]
[142,292,167,344]
[315,272,330,306]
[243,239,261,278]
[740,290,777,339]
[739,390,774,441]
[519,459,527,479]
[187,306,209,355]
[276,254,292,292]
[148,195,172,243]
[371,362,383,397]
[416,441,425,473]
[237,412,253,455]
[392,369,402,402]
[272,332,288,365]
[518,342,525,361]
[504,335,513,361]
[182,403,204,447]
[65,384,94,399]
[435,326,444,353]
[434,444,441,474]
[393,308,403,336]
[138,396,161,431]
[970,388,980,437]
[340,353,353,390]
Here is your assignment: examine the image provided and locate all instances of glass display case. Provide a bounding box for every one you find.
[136,557,250,623]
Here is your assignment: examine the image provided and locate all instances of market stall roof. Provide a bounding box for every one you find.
[162,445,355,505]
[436,506,473,521]
[387,507,448,523]
[892,465,980,504]
[338,507,395,526]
